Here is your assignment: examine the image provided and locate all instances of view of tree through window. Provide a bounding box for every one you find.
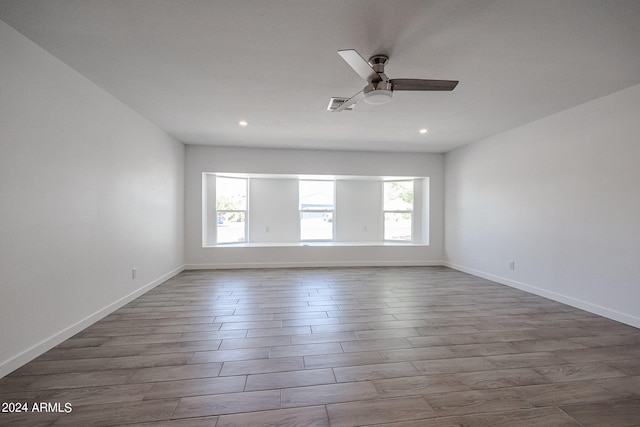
[299,180,334,240]
[216,176,247,243]
[384,180,413,241]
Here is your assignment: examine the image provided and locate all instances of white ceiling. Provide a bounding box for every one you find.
[2,0,640,153]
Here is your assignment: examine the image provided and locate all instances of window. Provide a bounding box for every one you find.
[383,180,413,241]
[216,176,247,244]
[299,180,334,240]
[203,173,426,247]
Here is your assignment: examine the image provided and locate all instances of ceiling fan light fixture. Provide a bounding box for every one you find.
[364,89,393,105]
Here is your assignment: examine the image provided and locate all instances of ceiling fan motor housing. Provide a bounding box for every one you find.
[363,55,393,104]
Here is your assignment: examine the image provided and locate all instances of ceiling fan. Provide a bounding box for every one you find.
[329,49,458,112]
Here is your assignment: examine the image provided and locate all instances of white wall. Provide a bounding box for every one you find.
[249,178,300,243]
[445,83,640,328]
[185,145,445,268]
[336,180,382,242]
[0,21,185,377]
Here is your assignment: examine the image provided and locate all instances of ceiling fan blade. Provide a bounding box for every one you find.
[390,79,458,91]
[338,49,378,81]
[332,91,364,112]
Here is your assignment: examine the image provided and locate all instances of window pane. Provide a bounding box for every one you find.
[300,211,333,240]
[216,177,246,210]
[299,180,334,241]
[217,212,246,243]
[216,176,247,244]
[300,180,334,211]
[384,181,413,211]
[384,212,412,241]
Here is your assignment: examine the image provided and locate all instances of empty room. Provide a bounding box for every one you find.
[1,1,640,426]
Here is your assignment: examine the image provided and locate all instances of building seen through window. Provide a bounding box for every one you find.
[299,180,334,240]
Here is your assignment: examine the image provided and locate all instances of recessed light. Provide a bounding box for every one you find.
[419,128,428,134]
[238,120,248,127]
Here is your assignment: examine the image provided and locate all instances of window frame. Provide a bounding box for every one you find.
[215,176,249,244]
[383,179,414,242]
[299,179,335,242]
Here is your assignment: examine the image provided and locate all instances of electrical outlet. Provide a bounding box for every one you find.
[132,268,137,279]
[509,260,515,270]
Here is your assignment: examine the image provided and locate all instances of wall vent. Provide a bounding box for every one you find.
[327,97,355,111]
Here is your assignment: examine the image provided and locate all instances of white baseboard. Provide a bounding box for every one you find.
[443,261,640,329]
[0,265,185,379]
[184,260,445,270]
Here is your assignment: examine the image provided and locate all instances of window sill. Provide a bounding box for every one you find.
[204,241,428,248]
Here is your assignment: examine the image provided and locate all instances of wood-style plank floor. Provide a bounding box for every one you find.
[1,266,640,426]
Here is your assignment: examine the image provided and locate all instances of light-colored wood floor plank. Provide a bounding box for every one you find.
[216,405,329,427]
[361,407,583,427]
